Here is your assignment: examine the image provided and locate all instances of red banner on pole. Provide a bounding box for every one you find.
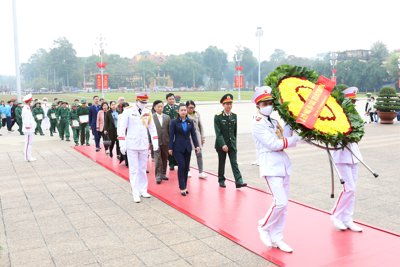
[296,76,336,129]
[235,65,243,71]
[96,74,109,90]
[234,75,243,88]
[96,62,107,69]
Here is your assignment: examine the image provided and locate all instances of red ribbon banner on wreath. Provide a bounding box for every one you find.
[296,76,336,129]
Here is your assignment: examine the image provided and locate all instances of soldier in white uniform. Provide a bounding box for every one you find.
[41,97,50,130]
[330,87,363,232]
[21,94,37,162]
[252,86,301,253]
[117,92,159,203]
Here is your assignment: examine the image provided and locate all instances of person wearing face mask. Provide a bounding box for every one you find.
[117,92,159,203]
[252,86,301,253]
[330,87,364,233]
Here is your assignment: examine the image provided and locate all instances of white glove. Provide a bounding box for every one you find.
[119,140,126,154]
[293,133,302,142]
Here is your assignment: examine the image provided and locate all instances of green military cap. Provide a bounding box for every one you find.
[51,103,57,106]
[71,102,78,107]
[220,93,234,104]
[80,98,87,104]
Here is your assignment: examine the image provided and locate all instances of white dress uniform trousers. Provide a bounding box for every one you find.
[117,105,158,198]
[41,103,50,130]
[21,105,36,161]
[331,143,362,223]
[252,115,298,243]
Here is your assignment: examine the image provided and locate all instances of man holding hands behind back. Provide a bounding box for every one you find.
[214,94,247,189]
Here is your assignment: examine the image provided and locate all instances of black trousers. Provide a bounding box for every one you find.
[110,139,120,156]
[174,150,191,190]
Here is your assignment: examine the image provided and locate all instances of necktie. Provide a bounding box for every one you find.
[266,116,272,124]
[138,108,142,115]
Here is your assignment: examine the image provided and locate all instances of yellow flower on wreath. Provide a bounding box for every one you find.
[278,77,352,135]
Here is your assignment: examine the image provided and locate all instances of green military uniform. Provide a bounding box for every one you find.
[163,103,179,169]
[57,103,70,141]
[77,99,90,146]
[55,101,62,136]
[69,103,80,145]
[47,105,57,136]
[214,94,245,188]
[163,103,179,120]
[32,105,45,135]
[15,104,23,135]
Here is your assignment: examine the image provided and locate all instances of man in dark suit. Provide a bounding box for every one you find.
[214,94,247,189]
[163,93,179,170]
[153,100,171,184]
[89,95,101,151]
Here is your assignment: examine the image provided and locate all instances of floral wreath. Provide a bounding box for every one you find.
[264,65,364,148]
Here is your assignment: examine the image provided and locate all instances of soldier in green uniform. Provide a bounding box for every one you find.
[47,103,57,136]
[15,102,24,135]
[77,99,90,146]
[55,100,63,137]
[163,93,179,170]
[214,94,247,188]
[32,102,45,135]
[57,101,70,141]
[70,103,80,146]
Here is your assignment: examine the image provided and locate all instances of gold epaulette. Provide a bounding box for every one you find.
[124,105,133,109]
[215,111,223,116]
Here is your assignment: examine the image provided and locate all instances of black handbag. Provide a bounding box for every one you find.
[103,133,112,149]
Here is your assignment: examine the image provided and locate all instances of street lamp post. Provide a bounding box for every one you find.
[330,52,338,83]
[256,27,263,87]
[96,35,106,99]
[12,0,22,102]
[235,46,243,102]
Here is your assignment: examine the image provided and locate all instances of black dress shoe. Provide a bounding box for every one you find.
[185,190,189,194]
[180,191,187,196]
[219,182,226,188]
[156,180,161,184]
[162,177,169,181]
[146,170,149,173]
[236,183,247,188]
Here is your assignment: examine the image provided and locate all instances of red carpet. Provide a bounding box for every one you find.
[75,146,400,267]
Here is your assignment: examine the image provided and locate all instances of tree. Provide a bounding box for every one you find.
[240,47,258,88]
[202,46,228,89]
[47,37,79,90]
[370,41,389,63]
[133,59,157,88]
[270,49,287,64]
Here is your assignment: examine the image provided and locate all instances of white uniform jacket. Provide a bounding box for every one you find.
[117,105,158,150]
[252,115,297,177]
[331,142,362,164]
[21,105,36,133]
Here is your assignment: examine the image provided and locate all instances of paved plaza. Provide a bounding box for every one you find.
[0,101,399,267]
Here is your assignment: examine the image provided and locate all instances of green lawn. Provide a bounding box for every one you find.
[0,91,254,103]
[0,90,374,104]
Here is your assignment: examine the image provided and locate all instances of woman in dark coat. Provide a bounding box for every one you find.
[168,103,200,196]
[104,101,120,158]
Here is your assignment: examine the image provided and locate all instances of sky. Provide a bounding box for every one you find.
[0,0,398,75]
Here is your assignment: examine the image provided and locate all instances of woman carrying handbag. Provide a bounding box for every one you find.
[104,101,120,158]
